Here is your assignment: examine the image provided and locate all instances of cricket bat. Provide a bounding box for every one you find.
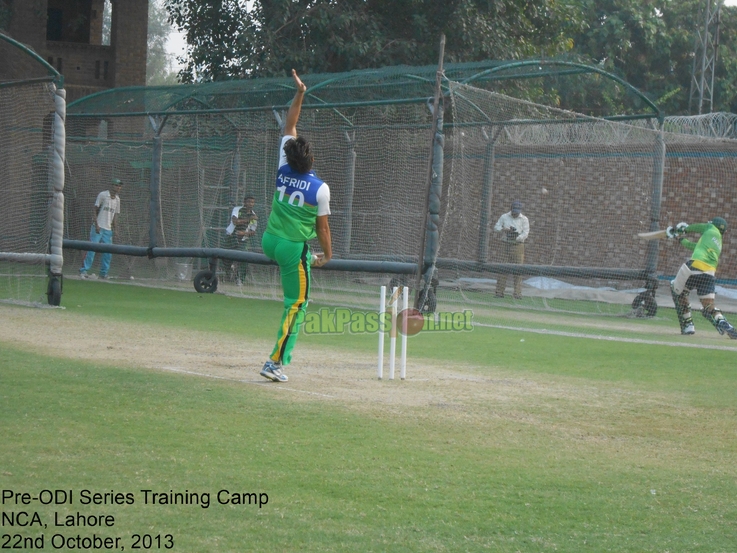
[637,229,668,240]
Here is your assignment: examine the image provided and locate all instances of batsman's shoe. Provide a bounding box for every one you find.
[717,319,737,339]
[681,323,695,335]
[260,361,288,382]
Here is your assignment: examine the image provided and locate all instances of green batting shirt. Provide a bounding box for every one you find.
[680,222,722,272]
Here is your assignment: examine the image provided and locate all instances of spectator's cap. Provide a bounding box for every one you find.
[511,201,522,214]
[710,216,727,234]
[111,178,123,186]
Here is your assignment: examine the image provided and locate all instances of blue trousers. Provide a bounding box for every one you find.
[80,225,114,276]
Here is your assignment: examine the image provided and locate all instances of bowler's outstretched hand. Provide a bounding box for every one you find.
[292,69,306,94]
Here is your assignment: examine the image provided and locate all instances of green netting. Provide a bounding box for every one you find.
[67,59,659,120]
[0,33,64,306]
[62,60,737,317]
[441,82,737,316]
[64,90,433,297]
[0,32,61,85]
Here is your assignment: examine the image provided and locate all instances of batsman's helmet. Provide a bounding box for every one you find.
[710,217,727,234]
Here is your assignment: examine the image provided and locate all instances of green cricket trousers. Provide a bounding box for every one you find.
[262,232,311,366]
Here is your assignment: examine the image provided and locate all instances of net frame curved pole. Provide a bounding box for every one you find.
[60,58,684,302]
[462,60,662,123]
[0,32,66,301]
[0,32,63,87]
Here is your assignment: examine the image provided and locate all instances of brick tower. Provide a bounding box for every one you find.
[4,0,149,102]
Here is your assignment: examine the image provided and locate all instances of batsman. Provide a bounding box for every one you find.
[667,217,737,338]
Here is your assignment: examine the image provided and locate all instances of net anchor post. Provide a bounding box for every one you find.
[414,34,446,311]
[341,130,356,258]
[477,126,504,264]
[147,115,168,251]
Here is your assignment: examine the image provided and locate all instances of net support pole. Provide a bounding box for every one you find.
[48,84,66,276]
[148,116,164,249]
[477,126,502,263]
[414,34,446,310]
[645,124,665,287]
[230,132,243,205]
[342,131,356,256]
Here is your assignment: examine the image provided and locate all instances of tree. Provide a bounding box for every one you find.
[163,0,737,115]
[148,0,178,85]
[570,0,737,114]
[164,0,584,81]
[714,4,737,113]
[165,0,250,81]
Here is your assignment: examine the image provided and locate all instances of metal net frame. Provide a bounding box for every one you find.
[62,59,736,315]
[441,80,737,316]
[0,33,66,306]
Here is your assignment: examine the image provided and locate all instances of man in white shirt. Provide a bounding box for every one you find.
[493,200,529,299]
[79,178,122,279]
[225,195,259,284]
[226,195,258,242]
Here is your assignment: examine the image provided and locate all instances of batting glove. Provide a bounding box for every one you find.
[666,226,677,239]
[675,222,689,235]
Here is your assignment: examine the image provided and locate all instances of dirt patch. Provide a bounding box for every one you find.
[0,304,710,457]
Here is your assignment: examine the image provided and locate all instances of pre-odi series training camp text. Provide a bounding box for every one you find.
[2,488,268,550]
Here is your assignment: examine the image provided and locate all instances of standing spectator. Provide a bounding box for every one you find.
[493,200,529,299]
[79,178,122,279]
[225,195,259,284]
[669,217,737,338]
[259,69,332,383]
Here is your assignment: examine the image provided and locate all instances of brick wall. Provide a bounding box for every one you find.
[110,0,148,87]
[658,145,737,280]
[89,0,104,45]
[44,41,114,96]
[5,0,147,96]
[6,0,47,46]
[440,142,737,281]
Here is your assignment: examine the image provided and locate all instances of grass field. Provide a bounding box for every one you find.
[2,279,737,552]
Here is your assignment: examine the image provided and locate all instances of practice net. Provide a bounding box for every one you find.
[441,81,737,317]
[62,62,737,316]
[0,34,65,306]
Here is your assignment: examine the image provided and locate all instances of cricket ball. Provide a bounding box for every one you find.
[397,308,424,336]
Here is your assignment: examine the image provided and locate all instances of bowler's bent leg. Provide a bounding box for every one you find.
[263,233,311,366]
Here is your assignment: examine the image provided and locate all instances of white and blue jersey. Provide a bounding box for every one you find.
[265,135,330,242]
